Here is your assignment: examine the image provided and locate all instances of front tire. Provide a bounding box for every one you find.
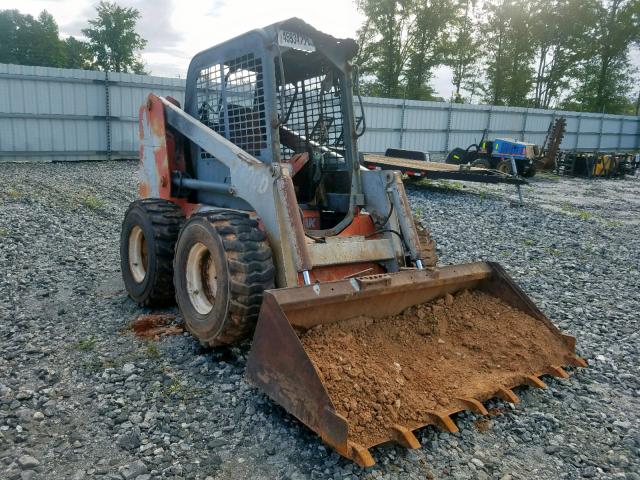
[173,211,275,347]
[120,199,184,307]
[471,158,491,169]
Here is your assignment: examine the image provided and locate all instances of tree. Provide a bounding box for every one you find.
[405,0,458,100]
[449,0,481,102]
[63,37,92,70]
[355,0,457,100]
[481,0,537,107]
[31,11,65,67]
[355,0,412,98]
[562,0,640,114]
[82,1,147,73]
[530,0,598,109]
[0,9,65,68]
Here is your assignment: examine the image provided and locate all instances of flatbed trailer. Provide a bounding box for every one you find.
[361,154,528,186]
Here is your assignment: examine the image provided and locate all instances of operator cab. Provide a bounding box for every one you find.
[184,18,363,232]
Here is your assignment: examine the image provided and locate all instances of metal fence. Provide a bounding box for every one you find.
[1,63,638,162]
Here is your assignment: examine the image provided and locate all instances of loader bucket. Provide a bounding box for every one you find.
[246,262,587,467]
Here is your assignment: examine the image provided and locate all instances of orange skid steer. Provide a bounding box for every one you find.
[120,18,586,466]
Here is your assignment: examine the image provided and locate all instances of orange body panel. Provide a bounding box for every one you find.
[138,94,199,217]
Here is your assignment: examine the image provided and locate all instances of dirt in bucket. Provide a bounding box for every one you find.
[300,289,572,447]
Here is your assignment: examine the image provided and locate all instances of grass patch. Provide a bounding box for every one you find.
[0,227,8,237]
[81,194,106,210]
[162,379,184,396]
[544,247,561,256]
[560,202,593,221]
[6,188,21,200]
[75,336,98,351]
[416,179,466,192]
[145,342,160,359]
[537,172,561,181]
[606,220,623,229]
[522,239,534,247]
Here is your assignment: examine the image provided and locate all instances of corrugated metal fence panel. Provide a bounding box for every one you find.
[108,72,185,158]
[0,63,185,161]
[0,63,638,161]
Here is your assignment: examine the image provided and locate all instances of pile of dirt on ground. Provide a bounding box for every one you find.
[300,289,572,447]
[131,314,183,339]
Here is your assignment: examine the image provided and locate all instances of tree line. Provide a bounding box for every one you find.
[1,0,638,114]
[356,0,640,114]
[0,1,146,74]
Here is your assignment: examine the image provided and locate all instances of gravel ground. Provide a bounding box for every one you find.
[0,160,638,480]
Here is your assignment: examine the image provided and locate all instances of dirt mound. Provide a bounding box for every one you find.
[300,290,572,446]
[132,314,183,339]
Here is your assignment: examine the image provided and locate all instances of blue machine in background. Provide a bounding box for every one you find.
[446,133,538,177]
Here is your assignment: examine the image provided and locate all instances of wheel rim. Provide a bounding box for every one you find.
[186,242,217,315]
[498,163,511,174]
[128,225,147,283]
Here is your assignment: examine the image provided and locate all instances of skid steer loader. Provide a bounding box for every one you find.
[120,18,586,466]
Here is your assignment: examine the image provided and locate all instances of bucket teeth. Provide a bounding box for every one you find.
[457,397,489,416]
[496,387,520,404]
[348,442,375,468]
[426,412,459,433]
[523,375,547,389]
[571,356,588,368]
[390,424,421,449]
[547,365,570,378]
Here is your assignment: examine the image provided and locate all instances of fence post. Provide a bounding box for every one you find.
[520,108,529,141]
[444,102,453,153]
[105,71,111,161]
[485,105,493,137]
[399,98,406,149]
[617,117,624,151]
[574,114,582,151]
[597,112,605,153]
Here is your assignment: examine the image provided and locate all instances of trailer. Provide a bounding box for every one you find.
[361,154,528,186]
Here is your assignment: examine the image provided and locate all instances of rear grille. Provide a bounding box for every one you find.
[277,63,344,161]
[196,54,267,159]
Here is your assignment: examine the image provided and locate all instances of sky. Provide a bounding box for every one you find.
[0,0,457,98]
[2,0,638,101]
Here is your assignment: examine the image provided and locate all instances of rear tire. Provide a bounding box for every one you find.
[173,211,275,347]
[496,160,514,174]
[120,199,185,307]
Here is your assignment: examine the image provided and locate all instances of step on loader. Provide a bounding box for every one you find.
[120,18,586,466]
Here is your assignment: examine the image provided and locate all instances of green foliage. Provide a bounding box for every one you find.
[355,0,458,100]
[0,9,65,67]
[355,0,639,112]
[82,1,147,73]
[63,37,92,70]
[530,0,598,109]
[145,342,160,359]
[81,194,106,210]
[561,0,640,114]
[75,336,98,351]
[449,0,482,102]
[481,0,536,106]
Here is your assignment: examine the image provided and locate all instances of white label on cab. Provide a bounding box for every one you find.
[278,30,316,52]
